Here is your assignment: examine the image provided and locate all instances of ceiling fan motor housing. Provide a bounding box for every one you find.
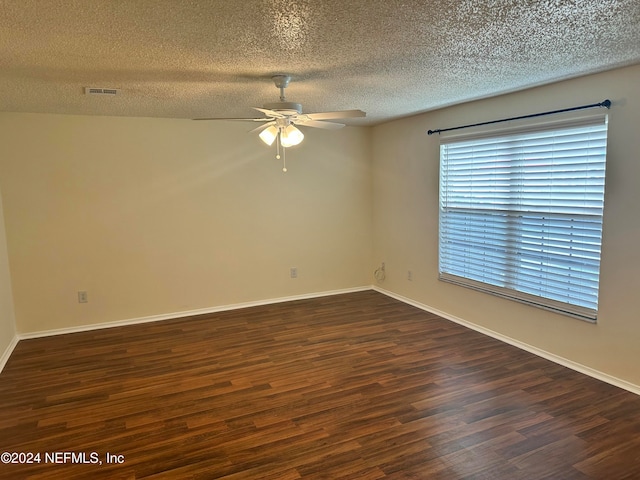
[263,101,302,115]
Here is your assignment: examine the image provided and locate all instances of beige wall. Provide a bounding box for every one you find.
[0,114,373,333]
[0,190,16,356]
[372,64,640,386]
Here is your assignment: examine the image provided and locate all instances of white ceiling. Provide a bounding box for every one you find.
[1,0,638,125]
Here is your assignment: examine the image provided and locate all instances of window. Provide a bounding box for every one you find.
[438,114,608,322]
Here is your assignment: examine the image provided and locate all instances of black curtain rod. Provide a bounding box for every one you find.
[427,99,611,136]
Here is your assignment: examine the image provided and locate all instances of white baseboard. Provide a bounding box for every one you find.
[0,334,19,373]
[17,286,371,340]
[373,286,640,396]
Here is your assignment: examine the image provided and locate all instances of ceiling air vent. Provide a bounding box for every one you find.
[84,87,119,96]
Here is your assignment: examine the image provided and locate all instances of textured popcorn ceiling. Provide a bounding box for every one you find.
[0,0,638,125]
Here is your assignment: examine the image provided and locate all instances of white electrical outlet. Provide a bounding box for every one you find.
[78,291,88,303]
[290,267,298,278]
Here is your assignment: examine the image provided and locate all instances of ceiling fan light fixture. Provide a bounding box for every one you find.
[259,125,279,146]
[280,125,304,147]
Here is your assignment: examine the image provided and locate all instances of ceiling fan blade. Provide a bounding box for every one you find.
[253,107,285,118]
[295,119,344,130]
[248,121,276,134]
[304,110,366,120]
[193,117,271,122]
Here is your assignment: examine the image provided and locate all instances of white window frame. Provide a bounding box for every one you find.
[438,112,608,322]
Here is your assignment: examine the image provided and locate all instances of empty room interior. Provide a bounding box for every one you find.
[1,1,639,479]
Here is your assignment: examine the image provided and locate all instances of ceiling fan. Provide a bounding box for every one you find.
[196,74,366,171]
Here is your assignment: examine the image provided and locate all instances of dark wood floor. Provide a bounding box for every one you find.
[0,290,639,479]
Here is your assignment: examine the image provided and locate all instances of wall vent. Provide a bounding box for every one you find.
[84,87,119,96]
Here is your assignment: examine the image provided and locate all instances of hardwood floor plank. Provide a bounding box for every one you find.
[1,290,639,479]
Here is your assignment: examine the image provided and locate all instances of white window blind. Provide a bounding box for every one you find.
[438,114,608,321]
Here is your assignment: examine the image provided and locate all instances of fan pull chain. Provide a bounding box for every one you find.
[282,147,287,172]
[274,131,287,172]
